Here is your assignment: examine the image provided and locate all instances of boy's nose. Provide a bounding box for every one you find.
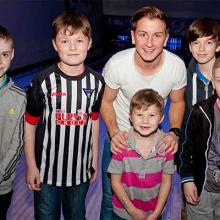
[69,42,77,50]
[143,116,149,123]
[199,43,205,51]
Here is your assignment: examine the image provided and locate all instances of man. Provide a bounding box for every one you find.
[100,6,186,220]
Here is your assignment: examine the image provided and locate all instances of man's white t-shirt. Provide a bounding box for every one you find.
[103,47,187,131]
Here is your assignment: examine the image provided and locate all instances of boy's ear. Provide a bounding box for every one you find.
[159,115,164,124]
[189,43,192,52]
[88,38,92,50]
[11,48,14,60]
[52,39,58,51]
[129,114,133,125]
[216,44,220,53]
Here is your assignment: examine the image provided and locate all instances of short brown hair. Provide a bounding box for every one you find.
[130,89,164,116]
[52,11,91,39]
[131,6,168,32]
[212,57,220,77]
[187,17,220,43]
[0,25,13,48]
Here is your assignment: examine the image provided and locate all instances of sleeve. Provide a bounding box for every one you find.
[103,59,121,90]
[172,59,187,91]
[108,152,124,175]
[163,153,175,175]
[91,77,105,120]
[178,108,197,183]
[26,76,44,124]
[0,97,26,183]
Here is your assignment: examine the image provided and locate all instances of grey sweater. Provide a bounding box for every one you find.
[0,77,26,194]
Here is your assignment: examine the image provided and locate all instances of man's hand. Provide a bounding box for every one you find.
[183,182,199,205]
[26,165,41,191]
[110,130,129,154]
[157,132,179,154]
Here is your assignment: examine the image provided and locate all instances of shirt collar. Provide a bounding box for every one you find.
[127,127,165,158]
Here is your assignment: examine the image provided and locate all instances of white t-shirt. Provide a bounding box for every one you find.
[103,48,187,131]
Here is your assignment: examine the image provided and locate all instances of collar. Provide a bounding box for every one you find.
[0,75,8,89]
[127,128,165,159]
[195,64,209,84]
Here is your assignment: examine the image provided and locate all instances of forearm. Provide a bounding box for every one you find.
[0,105,25,182]
[91,119,99,168]
[24,122,37,168]
[152,174,172,218]
[169,99,185,128]
[100,100,119,137]
[111,174,135,213]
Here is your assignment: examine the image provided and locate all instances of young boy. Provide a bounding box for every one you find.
[185,17,220,119]
[108,89,174,220]
[0,25,26,219]
[179,57,220,219]
[24,12,104,219]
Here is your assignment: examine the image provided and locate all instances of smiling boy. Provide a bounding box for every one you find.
[0,25,26,220]
[24,12,104,220]
[108,89,174,220]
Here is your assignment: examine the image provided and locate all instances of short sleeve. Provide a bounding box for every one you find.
[108,152,124,175]
[91,77,105,120]
[172,59,187,91]
[26,76,44,124]
[103,59,121,90]
[163,153,175,174]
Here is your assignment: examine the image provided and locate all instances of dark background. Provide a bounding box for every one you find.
[0,0,219,72]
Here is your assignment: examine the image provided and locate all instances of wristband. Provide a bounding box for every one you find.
[169,128,181,138]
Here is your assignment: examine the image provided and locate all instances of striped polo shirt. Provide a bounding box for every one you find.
[108,129,174,219]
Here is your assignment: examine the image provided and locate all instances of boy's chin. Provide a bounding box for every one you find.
[133,128,157,138]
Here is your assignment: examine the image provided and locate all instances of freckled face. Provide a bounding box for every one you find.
[52,28,92,68]
[130,105,163,137]
[189,36,220,65]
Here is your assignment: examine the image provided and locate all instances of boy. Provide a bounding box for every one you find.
[0,25,26,219]
[108,89,174,220]
[100,6,186,219]
[24,12,104,220]
[185,17,220,119]
[179,57,220,219]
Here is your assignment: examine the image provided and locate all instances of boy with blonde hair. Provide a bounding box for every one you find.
[0,25,26,220]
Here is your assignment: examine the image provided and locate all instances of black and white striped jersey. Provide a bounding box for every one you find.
[26,64,104,186]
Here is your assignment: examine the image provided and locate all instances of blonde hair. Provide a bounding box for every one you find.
[0,25,13,48]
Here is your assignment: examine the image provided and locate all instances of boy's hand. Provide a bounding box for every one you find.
[110,130,129,154]
[128,207,148,220]
[26,166,41,191]
[146,214,157,220]
[90,167,98,182]
[183,182,199,205]
[157,132,179,154]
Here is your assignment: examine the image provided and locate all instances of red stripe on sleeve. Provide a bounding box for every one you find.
[25,112,40,125]
[91,112,99,120]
